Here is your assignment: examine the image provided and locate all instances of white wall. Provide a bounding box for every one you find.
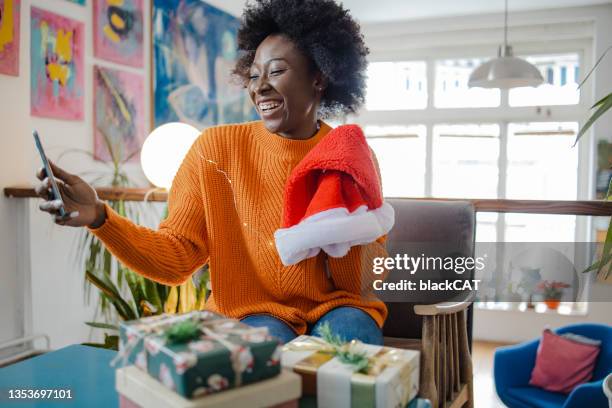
[0,0,246,353]
[475,284,612,343]
[0,0,153,350]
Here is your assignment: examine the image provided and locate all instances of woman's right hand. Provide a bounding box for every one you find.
[35,161,107,228]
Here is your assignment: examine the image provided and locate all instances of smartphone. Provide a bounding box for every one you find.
[33,130,67,217]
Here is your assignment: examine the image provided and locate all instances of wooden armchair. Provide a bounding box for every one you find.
[380,199,475,408]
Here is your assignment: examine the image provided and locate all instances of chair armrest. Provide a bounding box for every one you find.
[413,292,475,316]
[564,379,607,408]
[494,340,539,391]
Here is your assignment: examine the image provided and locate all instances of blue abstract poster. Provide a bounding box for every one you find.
[153,0,257,129]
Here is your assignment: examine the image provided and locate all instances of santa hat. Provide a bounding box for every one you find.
[274,124,395,266]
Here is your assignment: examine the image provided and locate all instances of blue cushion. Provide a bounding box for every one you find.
[495,324,612,408]
[506,386,567,408]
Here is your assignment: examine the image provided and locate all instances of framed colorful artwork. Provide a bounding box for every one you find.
[30,7,84,120]
[0,0,20,76]
[94,0,144,67]
[152,0,257,129]
[93,65,145,163]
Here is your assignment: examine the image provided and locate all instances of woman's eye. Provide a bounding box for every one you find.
[270,69,285,76]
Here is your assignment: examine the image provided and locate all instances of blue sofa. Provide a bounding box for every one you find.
[494,323,612,408]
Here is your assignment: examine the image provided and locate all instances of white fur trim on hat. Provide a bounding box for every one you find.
[274,202,395,266]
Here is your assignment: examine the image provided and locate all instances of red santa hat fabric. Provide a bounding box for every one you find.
[274,124,395,266]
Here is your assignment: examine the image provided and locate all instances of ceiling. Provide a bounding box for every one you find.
[341,0,612,23]
[204,0,612,23]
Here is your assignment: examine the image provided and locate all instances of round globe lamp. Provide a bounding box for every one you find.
[140,123,200,190]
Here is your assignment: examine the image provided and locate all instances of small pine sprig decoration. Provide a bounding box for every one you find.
[315,322,370,373]
[164,319,201,344]
[315,321,346,348]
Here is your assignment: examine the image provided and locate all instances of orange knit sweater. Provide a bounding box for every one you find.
[90,121,388,334]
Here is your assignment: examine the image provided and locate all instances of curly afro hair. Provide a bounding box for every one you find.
[233,0,369,118]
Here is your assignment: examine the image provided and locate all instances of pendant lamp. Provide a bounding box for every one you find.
[468,0,544,89]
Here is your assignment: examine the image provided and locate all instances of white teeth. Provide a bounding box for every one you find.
[259,102,281,111]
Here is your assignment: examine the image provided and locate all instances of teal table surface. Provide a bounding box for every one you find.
[0,344,117,408]
[0,345,431,408]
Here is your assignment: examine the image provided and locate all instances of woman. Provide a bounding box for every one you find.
[36,0,388,345]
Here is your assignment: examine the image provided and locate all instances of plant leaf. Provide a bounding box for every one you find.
[123,267,145,316]
[86,271,136,320]
[56,148,94,163]
[103,247,112,274]
[584,249,612,273]
[82,342,112,350]
[574,93,612,145]
[597,215,612,280]
[157,282,169,305]
[121,149,141,164]
[591,93,612,110]
[85,321,119,330]
[578,45,612,89]
[104,334,120,350]
[142,277,163,313]
[164,286,179,314]
[97,126,120,167]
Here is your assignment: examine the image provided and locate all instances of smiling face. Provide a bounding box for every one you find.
[248,34,325,140]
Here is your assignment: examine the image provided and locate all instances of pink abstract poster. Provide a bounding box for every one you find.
[30,7,84,120]
[93,0,144,67]
[0,0,20,76]
[93,66,145,163]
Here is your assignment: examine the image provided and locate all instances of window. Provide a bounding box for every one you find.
[509,53,580,107]
[365,125,426,197]
[361,51,587,245]
[506,122,579,200]
[476,212,499,242]
[365,61,427,110]
[434,58,500,108]
[505,122,579,243]
[504,213,577,242]
[432,124,500,198]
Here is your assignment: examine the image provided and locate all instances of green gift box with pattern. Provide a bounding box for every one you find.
[118,311,282,399]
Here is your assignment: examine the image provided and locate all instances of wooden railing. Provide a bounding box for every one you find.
[4,186,612,216]
[4,186,170,203]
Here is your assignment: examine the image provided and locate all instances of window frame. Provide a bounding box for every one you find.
[352,38,595,243]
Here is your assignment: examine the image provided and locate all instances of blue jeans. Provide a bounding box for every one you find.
[240,307,383,345]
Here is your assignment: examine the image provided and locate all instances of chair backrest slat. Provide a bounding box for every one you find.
[382,199,476,340]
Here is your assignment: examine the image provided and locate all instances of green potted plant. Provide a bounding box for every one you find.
[575,45,612,280]
[536,280,571,310]
[67,129,208,350]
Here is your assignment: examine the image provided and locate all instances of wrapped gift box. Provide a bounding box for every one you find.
[281,335,420,408]
[116,366,301,408]
[118,311,282,399]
